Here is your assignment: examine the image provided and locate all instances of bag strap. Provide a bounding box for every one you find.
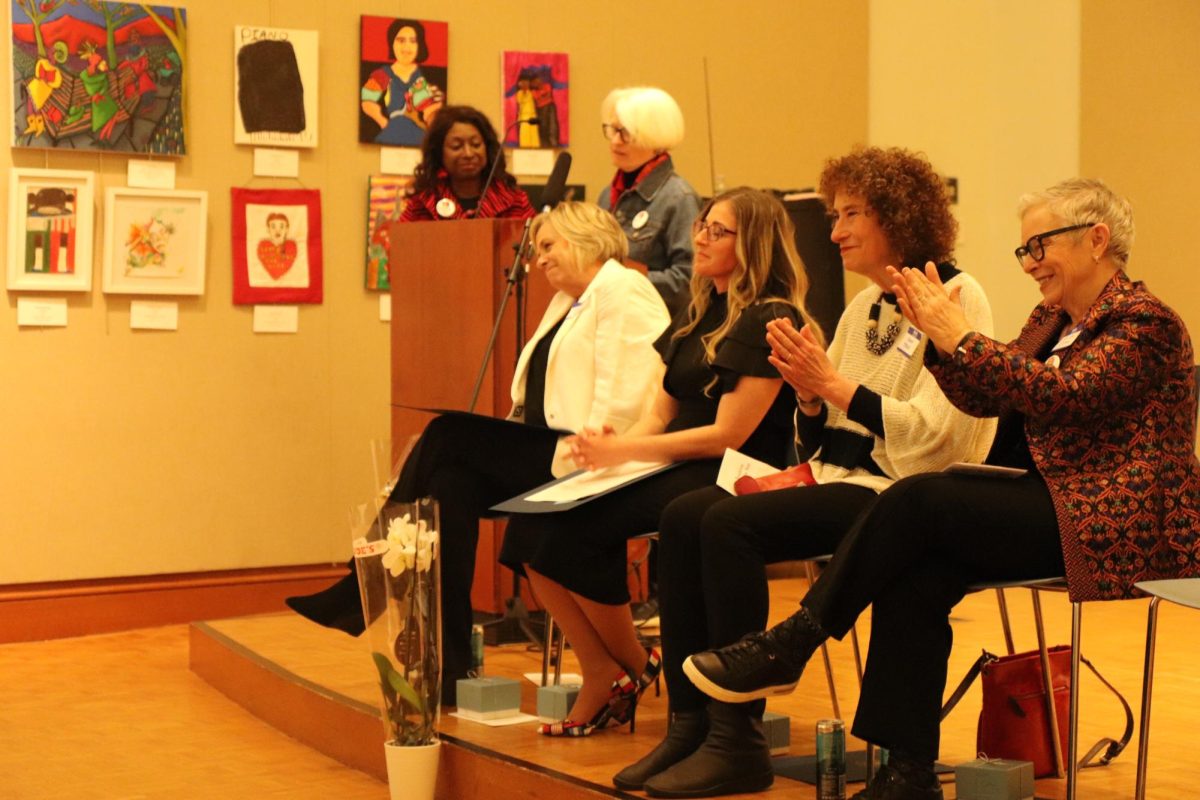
[939,649,995,721]
[938,648,1133,768]
[1076,651,1134,768]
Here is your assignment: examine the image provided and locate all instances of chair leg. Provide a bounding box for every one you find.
[541,615,554,687]
[849,623,864,686]
[804,561,840,719]
[1066,601,1082,800]
[1032,589,1065,778]
[553,623,565,686]
[996,588,1016,655]
[1134,597,1162,800]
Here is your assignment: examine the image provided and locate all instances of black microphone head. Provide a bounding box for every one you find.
[538,152,573,210]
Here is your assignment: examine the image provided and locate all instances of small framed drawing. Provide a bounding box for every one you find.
[103,187,208,295]
[7,168,96,292]
[231,188,323,304]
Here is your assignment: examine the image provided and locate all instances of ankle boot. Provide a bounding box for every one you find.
[285,561,366,636]
[642,701,772,798]
[612,709,707,791]
[683,605,827,703]
[849,762,943,799]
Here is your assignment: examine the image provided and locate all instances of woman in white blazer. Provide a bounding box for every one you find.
[288,202,669,705]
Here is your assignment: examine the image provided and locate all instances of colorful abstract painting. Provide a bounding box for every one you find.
[234,26,317,148]
[502,51,568,148]
[102,187,207,295]
[359,16,447,147]
[231,188,323,304]
[7,168,95,291]
[11,1,186,154]
[365,175,412,291]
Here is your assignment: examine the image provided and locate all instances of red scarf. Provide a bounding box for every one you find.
[608,153,669,211]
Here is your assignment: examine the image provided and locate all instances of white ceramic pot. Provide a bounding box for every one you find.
[384,739,441,800]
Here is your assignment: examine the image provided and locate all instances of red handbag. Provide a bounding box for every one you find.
[943,647,1132,778]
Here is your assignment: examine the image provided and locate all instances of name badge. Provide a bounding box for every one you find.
[1052,328,1081,352]
[896,325,924,358]
[565,298,586,319]
[435,197,457,218]
[632,210,650,230]
[1046,354,1062,369]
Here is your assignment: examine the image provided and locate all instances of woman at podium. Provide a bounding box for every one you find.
[598,87,701,317]
[288,202,667,705]
[499,188,823,737]
[399,105,534,222]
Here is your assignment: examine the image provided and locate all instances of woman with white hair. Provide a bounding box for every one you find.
[288,202,669,707]
[599,86,701,316]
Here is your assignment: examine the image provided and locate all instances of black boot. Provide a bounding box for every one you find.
[683,605,826,703]
[849,760,943,799]
[612,709,708,791]
[642,702,772,798]
[285,561,366,636]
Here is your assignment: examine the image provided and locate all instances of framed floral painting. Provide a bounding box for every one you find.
[231,187,322,304]
[102,186,207,295]
[7,167,95,291]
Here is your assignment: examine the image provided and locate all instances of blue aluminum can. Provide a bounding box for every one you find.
[816,718,846,800]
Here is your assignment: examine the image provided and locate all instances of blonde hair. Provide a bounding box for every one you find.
[530,202,628,276]
[675,188,824,381]
[1017,178,1134,268]
[600,87,685,151]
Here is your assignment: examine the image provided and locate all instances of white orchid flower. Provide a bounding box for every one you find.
[381,513,439,576]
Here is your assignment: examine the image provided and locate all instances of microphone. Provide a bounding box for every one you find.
[471,118,538,219]
[538,152,573,211]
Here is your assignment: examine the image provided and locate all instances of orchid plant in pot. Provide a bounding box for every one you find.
[354,496,442,800]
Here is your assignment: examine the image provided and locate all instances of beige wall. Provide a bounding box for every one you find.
[0,1,868,583]
[868,0,1081,339]
[1081,0,1200,340]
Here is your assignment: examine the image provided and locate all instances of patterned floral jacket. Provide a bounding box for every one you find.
[931,271,1200,600]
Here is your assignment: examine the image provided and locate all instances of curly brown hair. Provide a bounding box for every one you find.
[818,147,957,267]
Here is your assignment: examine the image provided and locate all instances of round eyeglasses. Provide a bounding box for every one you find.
[1014,223,1094,265]
[692,219,737,242]
[601,123,631,144]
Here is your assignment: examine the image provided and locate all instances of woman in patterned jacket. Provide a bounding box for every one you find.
[684,178,1200,800]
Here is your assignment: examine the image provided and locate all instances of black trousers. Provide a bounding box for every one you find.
[657,482,877,713]
[391,413,557,687]
[802,472,1064,762]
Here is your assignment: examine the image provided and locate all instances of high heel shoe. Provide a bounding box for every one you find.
[538,669,636,737]
[598,648,663,733]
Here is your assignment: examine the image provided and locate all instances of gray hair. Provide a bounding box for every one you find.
[600,87,685,151]
[1017,178,1134,267]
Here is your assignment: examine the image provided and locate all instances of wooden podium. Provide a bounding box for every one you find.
[389,218,554,614]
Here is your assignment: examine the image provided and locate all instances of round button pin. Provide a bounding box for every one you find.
[632,210,650,230]
[436,198,457,218]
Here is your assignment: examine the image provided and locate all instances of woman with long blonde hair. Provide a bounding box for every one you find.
[500,188,822,737]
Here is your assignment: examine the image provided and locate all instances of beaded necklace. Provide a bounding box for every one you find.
[864,296,901,355]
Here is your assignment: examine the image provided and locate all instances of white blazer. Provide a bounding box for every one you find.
[510,259,670,477]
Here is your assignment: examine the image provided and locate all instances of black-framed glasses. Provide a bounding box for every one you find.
[1014,223,1094,265]
[692,219,737,242]
[601,123,631,144]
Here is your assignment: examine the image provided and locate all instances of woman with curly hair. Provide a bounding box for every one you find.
[499,188,821,738]
[399,105,533,221]
[615,147,996,797]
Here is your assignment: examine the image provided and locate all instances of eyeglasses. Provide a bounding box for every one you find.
[692,219,737,242]
[601,123,631,144]
[1014,223,1094,265]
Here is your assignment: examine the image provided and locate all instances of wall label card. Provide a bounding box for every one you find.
[253,304,299,333]
[130,300,179,330]
[17,296,67,327]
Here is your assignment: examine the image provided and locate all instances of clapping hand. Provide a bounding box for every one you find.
[766,318,836,399]
[888,262,970,354]
[566,425,626,471]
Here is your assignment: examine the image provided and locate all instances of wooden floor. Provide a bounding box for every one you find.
[3,578,1198,798]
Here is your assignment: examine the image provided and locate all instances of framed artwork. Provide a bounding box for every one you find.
[11,1,187,155]
[103,187,207,295]
[234,26,318,148]
[7,168,95,292]
[231,188,323,305]
[366,175,412,291]
[502,52,569,148]
[359,16,448,147]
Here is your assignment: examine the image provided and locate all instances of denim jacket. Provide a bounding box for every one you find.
[598,156,700,317]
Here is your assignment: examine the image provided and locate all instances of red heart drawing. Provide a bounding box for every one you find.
[257,239,298,280]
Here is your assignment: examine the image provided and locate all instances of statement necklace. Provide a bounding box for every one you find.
[864,297,901,355]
